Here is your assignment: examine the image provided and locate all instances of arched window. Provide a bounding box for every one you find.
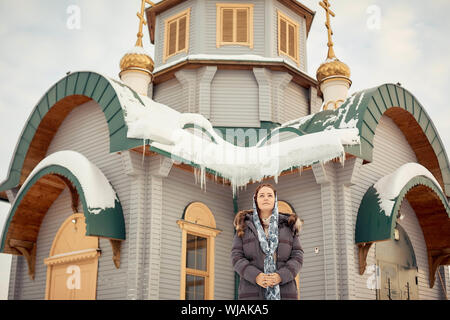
[278,200,302,300]
[177,202,221,300]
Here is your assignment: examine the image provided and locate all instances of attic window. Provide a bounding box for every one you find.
[277,10,300,66]
[216,3,254,48]
[164,8,191,62]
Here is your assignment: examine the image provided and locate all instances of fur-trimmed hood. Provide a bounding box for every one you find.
[233,209,303,238]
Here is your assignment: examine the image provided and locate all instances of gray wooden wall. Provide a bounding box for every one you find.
[8,100,132,300]
[147,161,235,300]
[153,66,312,128]
[153,0,308,73]
[350,115,446,300]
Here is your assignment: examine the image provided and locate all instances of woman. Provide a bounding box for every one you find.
[231,183,304,300]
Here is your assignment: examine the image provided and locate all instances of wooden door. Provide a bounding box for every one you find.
[45,213,100,300]
[379,261,401,300]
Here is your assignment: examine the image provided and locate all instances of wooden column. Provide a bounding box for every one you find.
[198,66,217,119]
[121,150,147,300]
[336,157,363,299]
[147,155,174,300]
[175,69,198,113]
[253,68,272,122]
[312,161,340,299]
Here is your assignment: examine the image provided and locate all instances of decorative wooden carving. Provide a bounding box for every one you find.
[109,239,122,269]
[54,174,79,213]
[357,242,373,275]
[9,239,36,280]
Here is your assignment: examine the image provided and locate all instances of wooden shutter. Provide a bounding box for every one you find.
[178,16,187,51]
[288,24,295,58]
[236,9,248,43]
[280,19,287,54]
[168,20,177,56]
[222,9,233,42]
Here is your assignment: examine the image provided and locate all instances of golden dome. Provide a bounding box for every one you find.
[120,46,154,75]
[316,57,351,83]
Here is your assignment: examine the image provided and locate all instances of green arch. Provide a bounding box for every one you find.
[0,71,144,192]
[355,175,450,244]
[266,84,450,196]
[1,163,125,253]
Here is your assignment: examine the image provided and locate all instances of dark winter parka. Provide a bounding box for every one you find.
[231,207,304,300]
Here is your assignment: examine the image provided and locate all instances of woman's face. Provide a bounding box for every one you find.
[256,186,275,212]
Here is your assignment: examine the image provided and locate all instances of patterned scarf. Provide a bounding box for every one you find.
[252,194,280,300]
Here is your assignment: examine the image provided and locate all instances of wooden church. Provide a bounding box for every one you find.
[0,0,449,300]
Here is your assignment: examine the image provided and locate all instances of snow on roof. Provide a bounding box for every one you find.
[373,162,442,217]
[124,45,152,56]
[16,150,118,214]
[108,78,360,196]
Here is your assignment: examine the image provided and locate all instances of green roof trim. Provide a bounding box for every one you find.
[0,71,144,193]
[355,175,450,244]
[266,83,449,196]
[0,164,125,252]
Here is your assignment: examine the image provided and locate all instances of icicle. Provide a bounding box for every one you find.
[194,167,198,185]
[141,138,146,167]
[201,165,206,192]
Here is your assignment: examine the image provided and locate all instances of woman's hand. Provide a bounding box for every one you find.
[256,273,269,288]
[256,273,282,288]
[266,273,282,287]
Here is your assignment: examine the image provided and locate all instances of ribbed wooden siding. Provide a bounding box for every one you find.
[282,81,309,124]
[155,0,195,67]
[204,0,265,56]
[351,115,445,299]
[154,166,235,300]
[236,169,324,299]
[9,101,131,299]
[398,200,445,299]
[153,78,186,113]
[272,1,306,72]
[211,70,259,127]
[7,256,18,299]
[124,151,147,300]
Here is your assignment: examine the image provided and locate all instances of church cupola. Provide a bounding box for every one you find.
[316,0,351,111]
[119,0,155,96]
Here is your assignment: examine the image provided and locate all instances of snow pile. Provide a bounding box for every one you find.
[373,162,441,217]
[16,150,118,215]
[108,78,360,195]
[124,45,152,56]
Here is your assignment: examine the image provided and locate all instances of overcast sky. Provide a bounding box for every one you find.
[0,0,449,299]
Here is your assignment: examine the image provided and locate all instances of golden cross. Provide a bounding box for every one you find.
[319,0,336,59]
[136,0,156,47]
